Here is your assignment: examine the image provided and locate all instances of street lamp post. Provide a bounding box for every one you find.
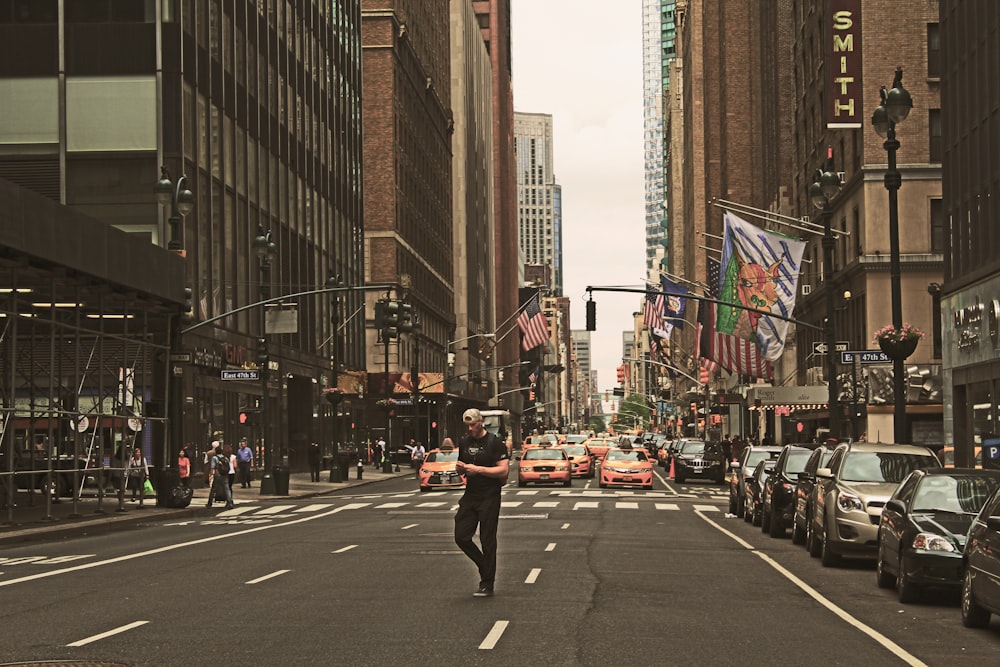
[327,273,343,483]
[871,67,913,444]
[254,229,278,494]
[154,167,193,501]
[810,161,843,441]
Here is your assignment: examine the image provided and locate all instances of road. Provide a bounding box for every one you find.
[0,468,998,666]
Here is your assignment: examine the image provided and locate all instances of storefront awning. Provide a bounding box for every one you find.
[746,385,828,410]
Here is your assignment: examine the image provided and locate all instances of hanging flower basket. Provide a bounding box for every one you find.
[873,323,923,361]
[323,387,345,405]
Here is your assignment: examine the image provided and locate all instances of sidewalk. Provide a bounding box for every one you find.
[0,464,415,547]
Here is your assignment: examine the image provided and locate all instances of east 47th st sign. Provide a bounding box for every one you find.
[840,350,891,364]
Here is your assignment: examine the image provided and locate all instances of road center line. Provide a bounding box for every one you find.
[332,545,358,554]
[653,469,678,494]
[246,569,290,584]
[545,543,556,552]
[0,502,370,589]
[695,511,927,667]
[67,620,148,647]
[478,620,509,650]
[524,568,541,584]
[401,523,419,530]
[561,523,570,529]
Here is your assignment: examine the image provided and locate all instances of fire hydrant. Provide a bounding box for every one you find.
[356,457,364,480]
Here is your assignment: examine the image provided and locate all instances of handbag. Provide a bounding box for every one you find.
[143,479,156,496]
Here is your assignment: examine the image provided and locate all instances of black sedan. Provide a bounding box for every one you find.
[876,467,1000,604]
[742,460,772,527]
[963,479,1000,627]
[761,445,813,538]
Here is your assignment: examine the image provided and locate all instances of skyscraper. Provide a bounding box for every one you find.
[514,112,562,295]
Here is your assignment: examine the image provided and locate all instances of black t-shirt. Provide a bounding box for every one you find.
[458,431,509,497]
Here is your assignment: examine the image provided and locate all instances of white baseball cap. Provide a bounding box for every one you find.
[462,408,483,424]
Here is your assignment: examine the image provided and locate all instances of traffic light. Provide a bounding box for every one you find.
[239,408,254,425]
[182,287,193,322]
[398,302,414,334]
[256,337,268,364]
[384,300,400,339]
[616,365,625,385]
[586,299,596,331]
[374,300,387,329]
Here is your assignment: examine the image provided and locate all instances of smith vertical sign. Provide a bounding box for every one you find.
[826,0,863,129]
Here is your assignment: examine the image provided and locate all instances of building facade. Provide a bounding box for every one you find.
[0,1,366,471]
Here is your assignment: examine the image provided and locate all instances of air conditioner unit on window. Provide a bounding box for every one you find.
[802,284,812,295]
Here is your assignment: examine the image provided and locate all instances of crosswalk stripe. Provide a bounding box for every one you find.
[255,505,296,515]
[217,506,257,517]
[501,501,523,508]
[693,504,719,512]
[655,503,680,511]
[374,502,408,509]
[515,490,540,495]
[534,501,559,508]
[615,502,640,509]
[415,502,447,508]
[573,501,600,510]
[294,504,331,513]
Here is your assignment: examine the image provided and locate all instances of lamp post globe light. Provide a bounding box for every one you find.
[155,166,194,253]
[810,162,843,441]
[154,166,193,504]
[253,229,278,494]
[871,67,913,444]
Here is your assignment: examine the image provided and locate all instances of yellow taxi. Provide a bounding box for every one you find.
[518,445,572,487]
[417,446,466,492]
[560,443,596,478]
[583,437,617,462]
[599,447,654,490]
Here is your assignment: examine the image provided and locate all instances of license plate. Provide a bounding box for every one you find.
[623,476,632,482]
[540,474,549,479]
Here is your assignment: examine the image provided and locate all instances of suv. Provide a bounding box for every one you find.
[809,441,939,567]
[729,445,782,518]
[761,445,813,538]
[791,445,836,545]
[673,440,725,484]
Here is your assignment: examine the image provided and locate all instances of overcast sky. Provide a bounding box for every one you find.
[511,0,646,393]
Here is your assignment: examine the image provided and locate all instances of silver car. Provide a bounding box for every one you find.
[809,441,939,567]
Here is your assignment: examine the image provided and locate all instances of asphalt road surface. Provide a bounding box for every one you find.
[1,470,998,666]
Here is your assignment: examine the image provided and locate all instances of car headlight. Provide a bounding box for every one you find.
[912,532,956,553]
[520,466,531,472]
[420,468,431,475]
[555,464,568,471]
[837,491,864,512]
[638,467,652,473]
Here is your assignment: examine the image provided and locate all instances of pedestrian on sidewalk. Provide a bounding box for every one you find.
[376,437,386,468]
[237,439,254,488]
[178,447,191,488]
[207,445,233,509]
[308,441,321,482]
[228,445,237,493]
[454,408,510,598]
[126,446,149,501]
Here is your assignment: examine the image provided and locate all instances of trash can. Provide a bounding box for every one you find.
[153,466,178,507]
[272,466,290,495]
[337,452,351,481]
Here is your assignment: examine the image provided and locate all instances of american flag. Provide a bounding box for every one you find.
[643,292,664,330]
[517,295,550,351]
[697,300,772,380]
[706,256,722,298]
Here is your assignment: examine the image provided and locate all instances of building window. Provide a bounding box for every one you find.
[930,198,944,253]
[927,23,940,78]
[929,109,942,163]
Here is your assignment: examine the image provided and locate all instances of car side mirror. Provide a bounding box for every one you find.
[885,499,906,515]
[764,465,775,475]
[986,516,1000,532]
[816,467,833,478]
[797,471,813,482]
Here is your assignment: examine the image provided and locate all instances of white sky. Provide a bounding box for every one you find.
[511,0,646,393]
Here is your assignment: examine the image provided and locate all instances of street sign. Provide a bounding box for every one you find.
[812,341,850,354]
[840,350,891,364]
[221,369,260,381]
[169,352,192,363]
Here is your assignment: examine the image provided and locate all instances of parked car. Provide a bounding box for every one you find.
[729,445,782,518]
[962,483,1000,627]
[791,445,836,544]
[743,459,772,527]
[876,468,1000,603]
[673,440,725,484]
[809,442,939,567]
[761,445,813,538]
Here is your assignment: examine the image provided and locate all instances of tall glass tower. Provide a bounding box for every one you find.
[514,112,563,295]
[643,1,677,272]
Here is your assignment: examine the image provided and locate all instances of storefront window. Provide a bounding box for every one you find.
[970,381,995,445]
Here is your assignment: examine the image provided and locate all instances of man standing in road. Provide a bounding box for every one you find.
[454,408,509,597]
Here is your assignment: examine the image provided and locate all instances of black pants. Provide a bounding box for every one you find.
[309,463,320,482]
[454,492,501,586]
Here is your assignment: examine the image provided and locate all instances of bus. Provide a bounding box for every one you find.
[479,409,513,454]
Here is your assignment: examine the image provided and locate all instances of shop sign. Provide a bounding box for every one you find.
[826,0,863,129]
[953,298,1000,352]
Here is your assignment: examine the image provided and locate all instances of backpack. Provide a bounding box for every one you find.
[215,455,230,475]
